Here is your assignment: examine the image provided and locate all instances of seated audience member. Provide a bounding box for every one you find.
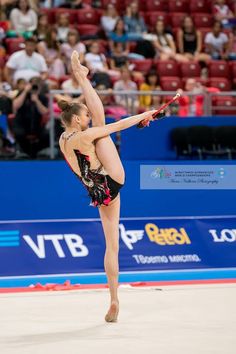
[6,37,48,85]
[60,29,86,73]
[204,20,229,59]
[55,13,70,43]
[85,41,109,73]
[177,16,210,62]
[113,67,139,114]
[110,42,129,71]
[228,25,236,59]
[101,4,119,35]
[109,19,129,50]
[61,72,82,94]
[12,77,49,158]
[34,13,48,42]
[153,19,188,62]
[0,82,14,150]
[9,0,37,37]
[139,70,162,111]
[213,0,234,26]
[37,28,65,79]
[123,1,147,41]
[178,79,206,117]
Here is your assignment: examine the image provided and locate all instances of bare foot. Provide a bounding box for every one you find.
[105,301,119,323]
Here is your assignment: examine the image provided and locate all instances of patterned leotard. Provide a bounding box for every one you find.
[62,133,123,207]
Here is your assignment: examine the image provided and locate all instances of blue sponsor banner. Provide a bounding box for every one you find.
[0,217,236,277]
[140,165,236,190]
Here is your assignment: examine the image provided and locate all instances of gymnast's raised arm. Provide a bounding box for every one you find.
[71,50,105,126]
[78,110,156,144]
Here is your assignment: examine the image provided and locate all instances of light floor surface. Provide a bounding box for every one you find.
[0,284,236,354]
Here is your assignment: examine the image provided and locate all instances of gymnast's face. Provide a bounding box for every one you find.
[73,105,91,131]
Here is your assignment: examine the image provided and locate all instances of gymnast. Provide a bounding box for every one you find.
[59,51,169,322]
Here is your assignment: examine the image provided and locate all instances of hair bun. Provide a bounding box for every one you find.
[58,100,71,111]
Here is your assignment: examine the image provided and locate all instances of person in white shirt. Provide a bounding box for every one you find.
[213,0,234,26]
[6,37,48,85]
[101,4,119,35]
[55,12,70,43]
[205,20,229,59]
[60,29,86,73]
[10,0,37,35]
[85,41,109,73]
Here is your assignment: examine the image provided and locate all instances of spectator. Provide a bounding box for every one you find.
[57,0,89,8]
[113,67,139,113]
[34,13,48,42]
[213,0,234,27]
[109,19,129,50]
[110,42,129,71]
[61,29,86,73]
[101,4,119,35]
[12,77,49,158]
[178,79,205,117]
[61,72,82,93]
[55,12,70,43]
[177,16,210,62]
[139,70,162,111]
[123,1,147,41]
[85,41,109,73]
[9,0,38,37]
[37,28,65,79]
[6,37,48,85]
[228,25,236,59]
[205,20,229,59]
[153,19,188,62]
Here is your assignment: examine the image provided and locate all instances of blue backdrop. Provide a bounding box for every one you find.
[0,160,235,220]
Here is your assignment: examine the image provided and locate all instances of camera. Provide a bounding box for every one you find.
[31,84,39,93]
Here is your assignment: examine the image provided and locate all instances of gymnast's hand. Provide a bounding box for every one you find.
[71,50,89,80]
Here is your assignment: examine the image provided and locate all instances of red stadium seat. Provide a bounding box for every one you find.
[40,8,56,24]
[209,78,231,91]
[171,13,187,28]
[156,60,180,76]
[77,9,99,25]
[168,0,189,12]
[208,61,230,78]
[129,59,153,74]
[54,9,77,24]
[213,96,236,115]
[146,0,168,12]
[77,24,100,36]
[190,0,209,13]
[180,62,201,77]
[160,76,183,90]
[182,77,209,87]
[0,56,5,68]
[5,37,25,54]
[193,13,214,27]
[145,12,170,28]
[229,61,236,77]
[198,27,211,41]
[0,21,10,31]
[101,0,125,11]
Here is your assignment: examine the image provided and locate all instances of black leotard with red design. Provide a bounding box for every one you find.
[71,149,123,207]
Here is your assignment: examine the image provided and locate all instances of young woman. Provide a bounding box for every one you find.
[153,19,188,62]
[59,51,156,322]
[177,16,210,62]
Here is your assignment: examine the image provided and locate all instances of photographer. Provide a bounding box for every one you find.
[12,78,49,158]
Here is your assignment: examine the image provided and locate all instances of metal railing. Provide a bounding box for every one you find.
[48,90,236,159]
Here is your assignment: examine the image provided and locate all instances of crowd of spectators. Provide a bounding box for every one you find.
[0,0,236,158]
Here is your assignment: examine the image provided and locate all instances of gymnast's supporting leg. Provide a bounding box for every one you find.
[99,195,120,322]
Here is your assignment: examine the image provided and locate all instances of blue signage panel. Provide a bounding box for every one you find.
[0,217,236,277]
